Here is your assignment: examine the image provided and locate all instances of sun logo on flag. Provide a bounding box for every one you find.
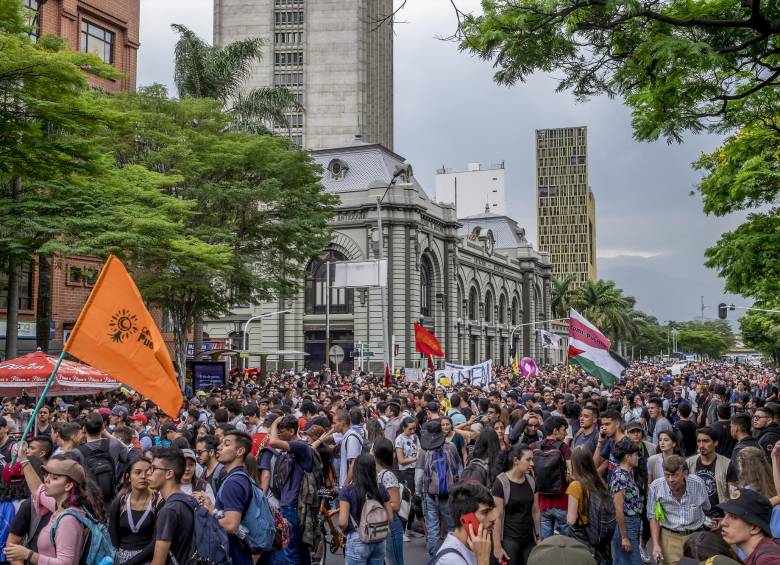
[109,309,139,343]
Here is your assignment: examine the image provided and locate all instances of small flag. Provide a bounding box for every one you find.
[384,364,392,387]
[414,323,444,358]
[64,256,184,417]
[512,350,520,375]
[539,329,561,349]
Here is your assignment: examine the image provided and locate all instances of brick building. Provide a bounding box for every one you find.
[34,0,140,91]
[0,0,140,357]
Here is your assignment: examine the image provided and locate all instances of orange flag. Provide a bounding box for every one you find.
[64,255,183,417]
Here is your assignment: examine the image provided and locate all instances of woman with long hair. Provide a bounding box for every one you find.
[179,449,215,505]
[338,454,394,565]
[646,430,682,485]
[6,451,105,564]
[736,446,776,498]
[372,438,404,565]
[394,417,419,538]
[491,443,541,565]
[108,457,158,564]
[566,446,612,564]
[470,428,503,487]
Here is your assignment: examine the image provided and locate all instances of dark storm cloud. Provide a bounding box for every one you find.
[137,0,749,323]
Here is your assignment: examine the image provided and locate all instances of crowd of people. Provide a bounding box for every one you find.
[0,359,777,565]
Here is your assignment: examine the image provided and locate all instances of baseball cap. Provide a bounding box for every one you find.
[181,448,197,461]
[111,405,129,419]
[528,535,595,565]
[129,413,148,425]
[42,459,86,485]
[97,407,111,417]
[717,487,773,536]
[625,420,643,433]
[195,390,208,397]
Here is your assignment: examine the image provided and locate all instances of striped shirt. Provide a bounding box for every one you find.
[646,474,710,531]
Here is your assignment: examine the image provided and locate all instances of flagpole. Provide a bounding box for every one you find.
[10,349,66,466]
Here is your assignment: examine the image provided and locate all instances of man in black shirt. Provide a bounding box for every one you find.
[731,413,759,464]
[687,427,737,522]
[148,448,194,565]
[711,403,736,458]
[674,403,698,457]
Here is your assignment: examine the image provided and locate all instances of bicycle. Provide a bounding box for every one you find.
[311,487,345,565]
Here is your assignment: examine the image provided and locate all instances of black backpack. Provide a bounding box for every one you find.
[78,439,116,505]
[460,457,490,487]
[585,490,616,546]
[532,441,566,494]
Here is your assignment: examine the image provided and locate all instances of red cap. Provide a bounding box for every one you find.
[129,413,148,425]
[98,408,111,417]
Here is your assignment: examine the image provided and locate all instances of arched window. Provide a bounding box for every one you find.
[511,297,520,325]
[484,291,494,322]
[304,250,353,314]
[457,284,463,319]
[468,287,478,320]
[499,294,507,324]
[420,256,433,317]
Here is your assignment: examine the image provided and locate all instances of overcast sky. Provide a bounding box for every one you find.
[138,0,748,326]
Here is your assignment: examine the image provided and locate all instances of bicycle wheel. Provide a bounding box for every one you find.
[310,522,328,565]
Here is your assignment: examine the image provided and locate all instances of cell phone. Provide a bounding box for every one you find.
[460,512,480,535]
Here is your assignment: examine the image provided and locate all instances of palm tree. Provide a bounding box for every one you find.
[571,279,640,355]
[551,274,575,318]
[172,24,302,134]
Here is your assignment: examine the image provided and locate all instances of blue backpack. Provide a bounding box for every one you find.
[50,509,115,565]
[218,471,276,553]
[424,447,456,497]
[167,493,231,565]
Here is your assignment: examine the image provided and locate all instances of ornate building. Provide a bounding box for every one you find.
[204,143,552,373]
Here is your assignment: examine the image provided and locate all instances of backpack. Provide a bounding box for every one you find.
[271,451,294,499]
[532,441,566,494]
[583,490,616,546]
[345,430,369,456]
[496,472,536,505]
[297,447,324,548]
[460,457,490,486]
[77,439,116,505]
[167,494,231,565]
[50,509,115,565]
[424,447,456,497]
[350,497,389,543]
[426,547,470,565]
[217,470,276,553]
[207,463,225,495]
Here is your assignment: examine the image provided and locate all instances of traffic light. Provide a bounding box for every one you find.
[718,303,728,319]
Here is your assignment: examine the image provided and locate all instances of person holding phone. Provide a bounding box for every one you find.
[427,482,495,565]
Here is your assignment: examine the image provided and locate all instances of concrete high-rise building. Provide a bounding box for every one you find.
[535,126,597,285]
[214,0,393,149]
[435,161,506,218]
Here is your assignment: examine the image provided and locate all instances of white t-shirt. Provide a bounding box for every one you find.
[394,433,420,471]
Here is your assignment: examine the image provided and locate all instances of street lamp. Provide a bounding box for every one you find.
[242,310,291,353]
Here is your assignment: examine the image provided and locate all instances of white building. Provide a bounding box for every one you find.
[213,0,393,150]
[435,162,506,218]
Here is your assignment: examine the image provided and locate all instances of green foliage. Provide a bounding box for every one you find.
[740,306,780,364]
[101,88,337,373]
[459,0,780,142]
[678,326,731,359]
[171,24,301,132]
[627,313,668,357]
[551,274,575,318]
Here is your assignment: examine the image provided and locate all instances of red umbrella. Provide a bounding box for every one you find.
[0,351,120,396]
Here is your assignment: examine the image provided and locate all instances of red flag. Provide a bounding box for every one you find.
[414,323,444,357]
[384,364,392,387]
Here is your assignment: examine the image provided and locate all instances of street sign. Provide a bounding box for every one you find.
[239,352,249,359]
[362,351,375,357]
[329,345,345,364]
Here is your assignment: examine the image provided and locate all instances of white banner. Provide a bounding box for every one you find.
[404,368,424,384]
[444,360,493,388]
[539,329,561,349]
[333,260,387,288]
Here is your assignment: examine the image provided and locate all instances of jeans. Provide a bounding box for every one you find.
[612,514,642,565]
[424,495,455,555]
[345,532,386,565]
[385,514,405,565]
[540,507,569,539]
[274,505,311,565]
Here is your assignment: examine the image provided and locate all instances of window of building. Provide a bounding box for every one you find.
[420,256,432,317]
[498,294,506,324]
[484,291,494,322]
[25,0,40,40]
[0,261,34,311]
[468,287,478,320]
[67,265,82,285]
[511,297,520,325]
[304,251,353,315]
[81,20,114,64]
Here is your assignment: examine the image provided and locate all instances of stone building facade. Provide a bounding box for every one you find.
[204,144,553,374]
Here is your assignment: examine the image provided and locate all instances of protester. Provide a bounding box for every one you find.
[611,437,643,565]
[372,438,404,565]
[531,415,571,539]
[108,457,157,564]
[648,430,683,485]
[719,487,780,564]
[566,445,612,565]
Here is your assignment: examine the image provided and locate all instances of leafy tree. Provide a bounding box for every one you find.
[551,274,575,318]
[172,24,302,134]
[740,307,780,364]
[101,87,336,377]
[458,0,780,142]
[678,327,730,359]
[628,313,668,358]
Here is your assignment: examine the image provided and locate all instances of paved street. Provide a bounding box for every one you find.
[321,534,430,564]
